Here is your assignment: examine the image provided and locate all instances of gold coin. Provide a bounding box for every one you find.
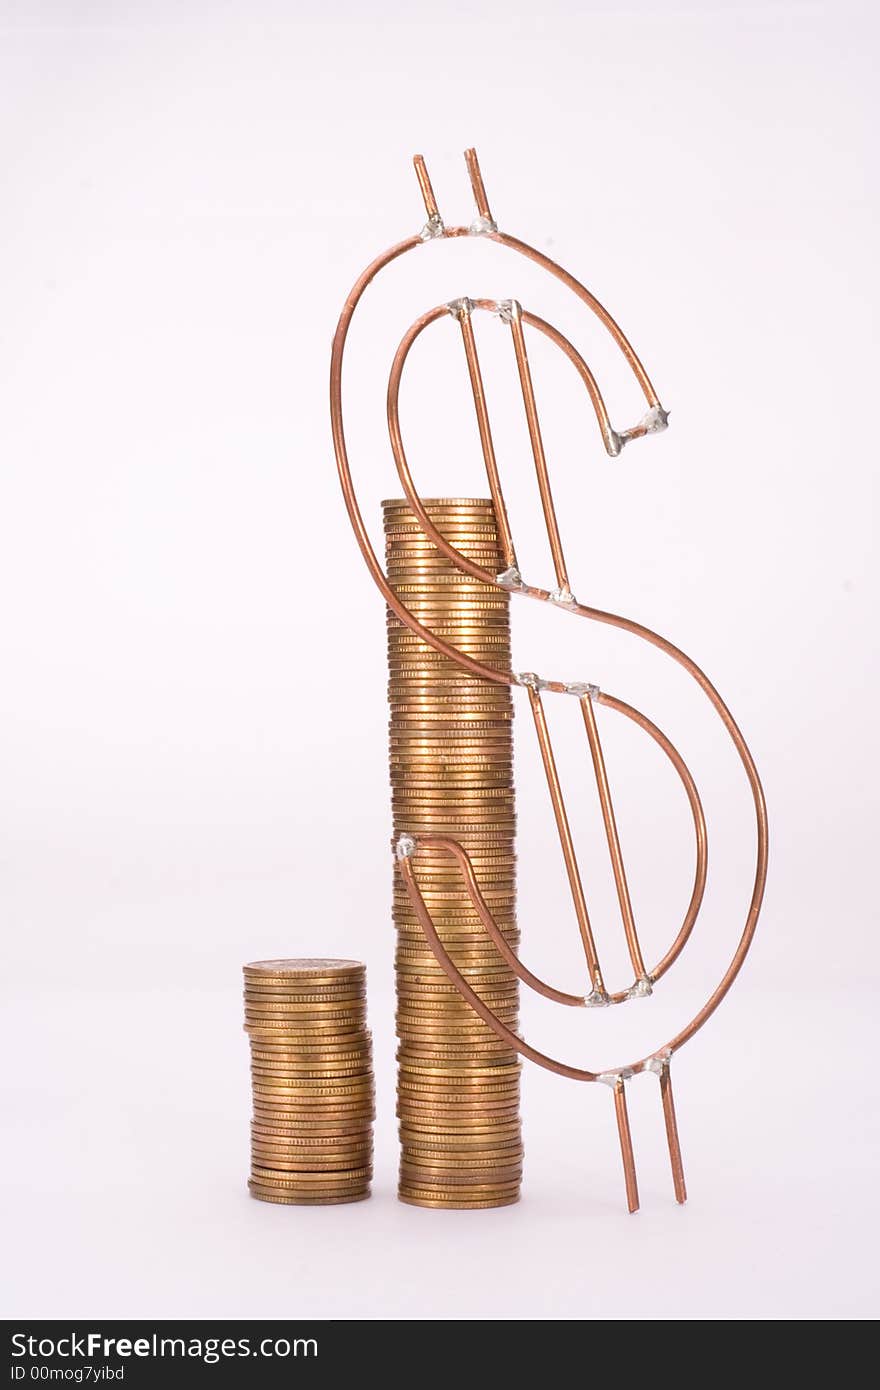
[396,1005,517,1020]
[395,925,516,936]
[394,910,517,922]
[395,995,517,1010]
[250,1050,373,1063]
[251,1122,372,1139]
[384,549,500,559]
[401,1141,523,1161]
[250,1059,372,1072]
[252,1096,375,1112]
[396,898,515,910]
[400,1114,521,1128]
[397,1193,518,1209]
[383,538,500,550]
[398,1052,516,1068]
[396,1004,517,1021]
[397,1091,520,1108]
[250,1133,372,1152]
[251,1112,373,1125]
[251,1158,372,1175]
[391,793,514,808]
[384,525,499,536]
[395,1021,518,1037]
[251,1137,373,1153]
[249,1055,372,1069]
[244,957,364,974]
[252,1120,374,1135]
[395,968,514,982]
[394,937,517,950]
[249,1188,370,1206]
[397,1040,516,1057]
[250,1119,372,1137]
[244,974,365,987]
[386,699,512,711]
[249,1039,371,1052]
[244,1022,369,1036]
[398,1062,521,1079]
[400,1155,522,1173]
[393,891,515,904]
[245,1016,367,1029]
[384,564,505,576]
[249,1182,373,1199]
[251,1085,374,1101]
[394,889,516,903]
[396,1093,519,1110]
[394,924,517,936]
[250,1140,371,1156]
[242,989,366,1002]
[397,1106,519,1123]
[386,700,511,711]
[249,1179,370,1196]
[398,1174,521,1192]
[401,1164,523,1188]
[244,1007,367,1021]
[395,1029,516,1044]
[251,1084,375,1099]
[251,1164,371,1185]
[397,1081,519,1099]
[251,1105,375,1119]
[401,1151,523,1168]
[251,1095,376,1111]
[250,1069,372,1083]
[399,1122,521,1140]
[396,977,516,992]
[396,997,517,1013]
[386,643,510,655]
[398,1184,520,1201]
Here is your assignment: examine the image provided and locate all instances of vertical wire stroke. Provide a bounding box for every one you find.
[457,309,518,570]
[580,694,648,982]
[613,1078,640,1213]
[507,312,570,591]
[659,1063,687,1204]
[413,154,440,221]
[526,687,605,992]
[464,147,494,224]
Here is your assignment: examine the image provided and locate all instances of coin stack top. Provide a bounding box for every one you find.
[243,958,373,1205]
[385,498,522,1209]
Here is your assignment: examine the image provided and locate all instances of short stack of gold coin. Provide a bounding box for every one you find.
[384,498,522,1209]
[243,959,373,1205]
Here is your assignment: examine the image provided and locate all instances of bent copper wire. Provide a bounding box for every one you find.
[330,147,769,1212]
[388,302,693,1000]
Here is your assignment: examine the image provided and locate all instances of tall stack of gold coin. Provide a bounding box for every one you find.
[384,498,522,1209]
[243,959,373,1205]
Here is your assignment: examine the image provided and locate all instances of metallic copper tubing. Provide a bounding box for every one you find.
[580,692,647,984]
[413,154,440,224]
[507,305,570,589]
[464,146,494,225]
[331,147,769,1212]
[659,1061,687,1205]
[526,686,604,992]
[455,306,518,570]
[395,686,708,1010]
[407,835,585,1009]
[613,1077,640,1214]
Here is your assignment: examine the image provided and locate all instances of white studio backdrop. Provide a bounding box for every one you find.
[1,0,877,1319]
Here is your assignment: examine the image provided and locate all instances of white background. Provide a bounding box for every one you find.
[1,0,877,1320]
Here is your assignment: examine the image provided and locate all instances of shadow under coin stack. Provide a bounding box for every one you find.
[243,958,373,1204]
[384,498,522,1209]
